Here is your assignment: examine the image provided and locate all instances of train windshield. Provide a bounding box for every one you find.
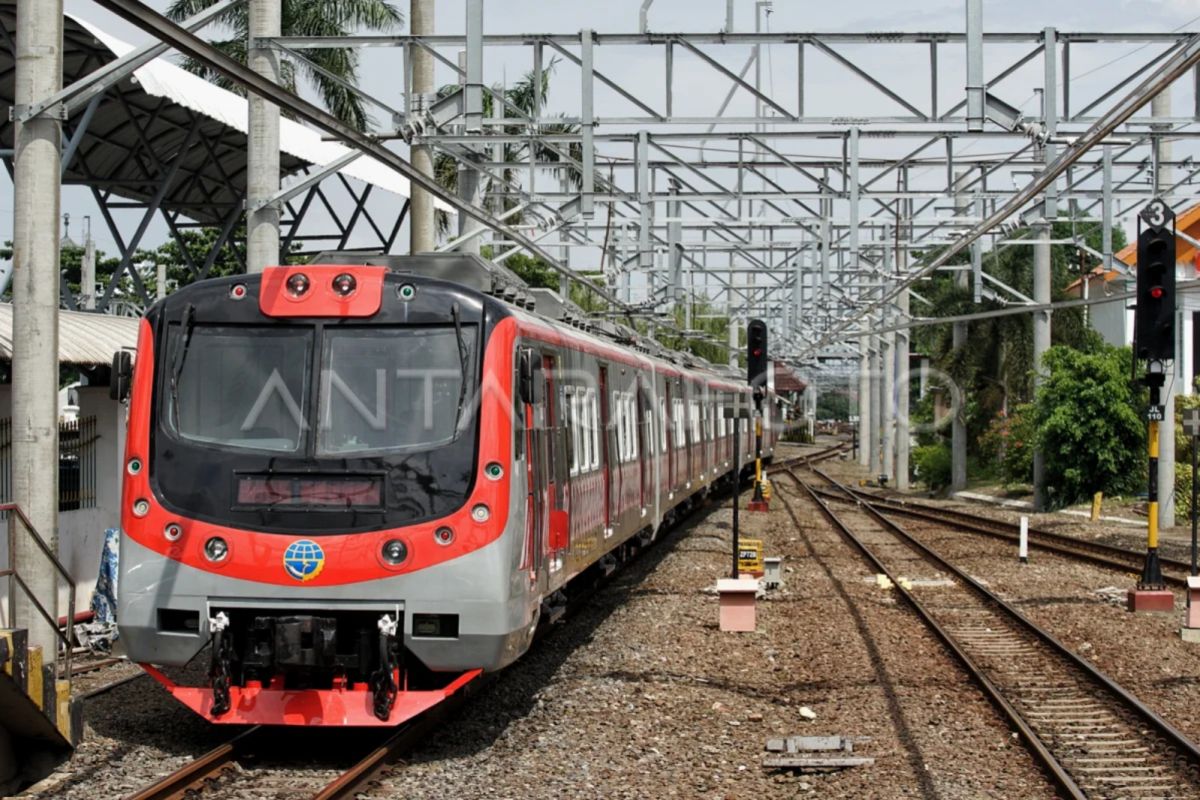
[166,325,312,453]
[163,324,478,456]
[317,326,477,455]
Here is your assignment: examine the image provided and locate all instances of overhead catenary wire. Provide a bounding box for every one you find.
[804,31,1200,358]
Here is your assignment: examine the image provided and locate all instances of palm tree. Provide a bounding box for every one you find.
[165,0,404,131]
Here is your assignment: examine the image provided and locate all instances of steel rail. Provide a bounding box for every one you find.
[774,471,1086,799]
[792,466,1200,789]
[123,726,264,800]
[811,484,1192,586]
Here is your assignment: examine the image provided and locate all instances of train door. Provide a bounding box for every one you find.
[520,348,546,586]
[684,383,694,484]
[599,365,612,534]
[637,380,651,513]
[665,381,675,491]
[543,355,569,559]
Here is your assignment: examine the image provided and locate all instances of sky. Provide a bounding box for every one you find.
[7,0,1200,291]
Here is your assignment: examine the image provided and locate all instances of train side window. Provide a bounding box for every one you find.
[658,397,667,453]
[587,389,600,469]
[565,388,578,477]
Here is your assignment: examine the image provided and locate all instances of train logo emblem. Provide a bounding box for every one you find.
[283,539,326,582]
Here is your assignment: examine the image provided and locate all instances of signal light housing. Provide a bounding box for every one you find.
[1135,222,1176,361]
[747,319,769,389]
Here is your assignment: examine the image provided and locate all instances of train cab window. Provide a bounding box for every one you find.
[165,325,311,453]
[318,326,477,455]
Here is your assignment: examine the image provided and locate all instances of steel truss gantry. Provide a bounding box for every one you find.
[241,16,1200,360]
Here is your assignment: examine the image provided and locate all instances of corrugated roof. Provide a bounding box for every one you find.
[0,304,139,366]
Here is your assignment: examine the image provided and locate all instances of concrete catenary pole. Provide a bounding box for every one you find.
[895,215,911,489]
[11,0,64,665]
[870,333,883,477]
[858,330,871,467]
[1032,27,1058,511]
[246,0,280,272]
[410,0,436,253]
[951,170,970,492]
[1154,89,1177,529]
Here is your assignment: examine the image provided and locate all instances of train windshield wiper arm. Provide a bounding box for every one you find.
[168,303,196,431]
[451,302,469,427]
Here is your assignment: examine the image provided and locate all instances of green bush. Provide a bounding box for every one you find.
[1034,345,1144,508]
[978,403,1036,487]
[913,443,953,491]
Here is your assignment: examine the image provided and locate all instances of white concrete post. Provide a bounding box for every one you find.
[11,0,64,665]
[409,0,436,253]
[246,0,281,272]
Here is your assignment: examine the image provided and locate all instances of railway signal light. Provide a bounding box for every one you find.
[747,319,768,389]
[1134,199,1176,362]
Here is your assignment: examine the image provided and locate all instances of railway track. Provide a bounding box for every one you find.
[809,483,1193,587]
[778,466,1200,799]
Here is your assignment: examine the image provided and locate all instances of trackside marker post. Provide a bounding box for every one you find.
[1019,516,1029,564]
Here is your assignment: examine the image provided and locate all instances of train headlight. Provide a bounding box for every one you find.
[434,527,455,546]
[204,537,229,563]
[164,522,183,542]
[332,273,357,297]
[471,504,491,523]
[381,539,408,565]
[132,498,150,518]
[286,273,310,297]
[484,462,504,480]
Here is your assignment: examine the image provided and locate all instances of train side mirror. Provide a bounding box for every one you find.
[110,350,133,402]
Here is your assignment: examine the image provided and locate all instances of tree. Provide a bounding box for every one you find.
[1033,344,1144,508]
[166,0,404,131]
[911,220,1127,478]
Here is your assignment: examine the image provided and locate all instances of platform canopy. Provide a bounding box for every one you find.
[0,3,448,226]
[0,302,138,366]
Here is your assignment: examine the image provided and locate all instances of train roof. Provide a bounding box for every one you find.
[310,251,752,390]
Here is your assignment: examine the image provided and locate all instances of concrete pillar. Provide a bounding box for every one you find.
[896,304,911,489]
[951,320,968,491]
[858,332,871,467]
[1031,220,1052,509]
[246,0,280,272]
[11,0,63,665]
[881,321,895,482]
[1033,27,1058,512]
[455,25,484,255]
[951,169,970,492]
[870,334,883,477]
[82,229,96,310]
[1154,89,1177,529]
[409,0,436,253]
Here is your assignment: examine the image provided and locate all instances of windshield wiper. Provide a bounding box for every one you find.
[169,303,196,431]
[451,302,469,426]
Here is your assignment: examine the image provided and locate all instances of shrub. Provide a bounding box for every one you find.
[913,443,953,491]
[1034,345,1144,508]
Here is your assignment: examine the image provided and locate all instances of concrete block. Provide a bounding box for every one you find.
[718,578,759,632]
[1127,589,1175,614]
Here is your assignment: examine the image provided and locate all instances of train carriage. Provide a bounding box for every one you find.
[115,253,777,726]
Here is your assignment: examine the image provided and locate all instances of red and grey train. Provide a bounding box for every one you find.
[116,253,778,726]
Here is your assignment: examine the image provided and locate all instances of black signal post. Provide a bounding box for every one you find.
[1134,198,1176,599]
[747,320,770,512]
